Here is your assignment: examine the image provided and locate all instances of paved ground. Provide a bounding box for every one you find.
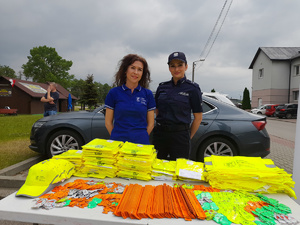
[264,117,297,174]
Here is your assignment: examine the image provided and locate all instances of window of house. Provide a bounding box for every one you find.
[293,91,299,101]
[258,69,264,79]
[295,65,300,76]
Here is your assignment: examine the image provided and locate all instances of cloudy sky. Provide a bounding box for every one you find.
[1,0,300,99]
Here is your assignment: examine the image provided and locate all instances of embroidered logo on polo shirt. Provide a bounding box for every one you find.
[136,97,147,105]
[178,92,189,97]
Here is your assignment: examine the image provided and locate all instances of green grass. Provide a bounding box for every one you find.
[0,114,43,142]
[0,114,43,170]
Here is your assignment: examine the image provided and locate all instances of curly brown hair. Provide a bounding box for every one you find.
[113,54,151,89]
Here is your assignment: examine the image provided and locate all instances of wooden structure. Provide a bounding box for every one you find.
[0,76,77,114]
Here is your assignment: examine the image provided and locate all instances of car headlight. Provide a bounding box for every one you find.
[32,121,46,134]
[33,121,46,129]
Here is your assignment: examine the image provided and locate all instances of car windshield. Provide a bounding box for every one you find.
[276,105,285,109]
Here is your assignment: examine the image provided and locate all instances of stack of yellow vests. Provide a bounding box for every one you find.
[116,142,156,181]
[204,155,296,198]
[52,150,83,171]
[75,139,123,179]
[175,158,205,181]
[151,159,177,180]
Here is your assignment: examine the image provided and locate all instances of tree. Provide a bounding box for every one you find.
[22,45,74,88]
[242,87,251,109]
[211,88,216,93]
[0,65,17,78]
[101,83,112,103]
[81,74,99,109]
[70,78,85,99]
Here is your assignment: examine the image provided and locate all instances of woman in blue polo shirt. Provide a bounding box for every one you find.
[105,54,156,144]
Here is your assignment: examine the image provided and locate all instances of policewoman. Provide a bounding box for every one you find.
[105,54,156,144]
[153,52,203,160]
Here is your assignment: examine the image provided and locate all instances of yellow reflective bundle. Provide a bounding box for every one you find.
[175,158,205,181]
[117,153,156,165]
[152,159,176,173]
[75,139,123,179]
[116,141,156,181]
[118,142,155,156]
[117,170,152,181]
[116,161,152,172]
[151,172,177,181]
[81,138,123,153]
[204,155,296,198]
[82,156,116,165]
[52,150,84,169]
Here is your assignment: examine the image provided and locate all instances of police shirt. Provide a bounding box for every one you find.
[44,91,59,111]
[155,76,203,124]
[105,84,156,144]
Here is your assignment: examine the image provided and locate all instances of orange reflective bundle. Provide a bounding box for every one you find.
[115,183,206,221]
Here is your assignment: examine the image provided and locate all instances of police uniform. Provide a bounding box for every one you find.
[105,84,156,145]
[153,75,203,160]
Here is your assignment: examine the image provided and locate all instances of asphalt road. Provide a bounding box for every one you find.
[264,117,297,174]
[266,117,296,142]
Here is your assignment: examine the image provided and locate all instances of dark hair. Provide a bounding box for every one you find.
[113,54,151,88]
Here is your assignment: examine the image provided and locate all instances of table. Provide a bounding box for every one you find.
[0,177,300,225]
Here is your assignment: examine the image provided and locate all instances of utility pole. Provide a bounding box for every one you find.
[192,59,205,82]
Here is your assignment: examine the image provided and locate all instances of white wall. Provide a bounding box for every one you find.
[291,58,300,90]
[252,52,273,91]
[271,61,290,89]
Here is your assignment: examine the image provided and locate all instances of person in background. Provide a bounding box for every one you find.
[153,52,203,160]
[105,54,156,144]
[41,82,59,117]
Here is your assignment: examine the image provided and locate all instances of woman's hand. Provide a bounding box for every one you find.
[147,110,155,135]
[105,108,114,135]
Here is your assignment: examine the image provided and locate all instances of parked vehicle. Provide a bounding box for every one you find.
[265,104,280,117]
[250,104,270,115]
[29,96,270,161]
[202,92,236,107]
[275,104,298,119]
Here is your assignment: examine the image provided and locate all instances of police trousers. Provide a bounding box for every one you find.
[153,125,191,160]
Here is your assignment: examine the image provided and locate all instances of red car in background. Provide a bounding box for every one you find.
[265,104,279,117]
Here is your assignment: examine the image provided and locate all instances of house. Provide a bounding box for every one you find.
[249,47,300,108]
[0,76,77,114]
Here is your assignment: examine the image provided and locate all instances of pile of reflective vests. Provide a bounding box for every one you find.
[204,155,296,198]
[53,138,295,198]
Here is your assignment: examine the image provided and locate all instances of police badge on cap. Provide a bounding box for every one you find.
[167,52,187,64]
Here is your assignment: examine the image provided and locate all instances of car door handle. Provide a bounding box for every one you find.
[201,122,209,126]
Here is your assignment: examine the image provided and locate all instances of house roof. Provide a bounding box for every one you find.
[249,47,300,69]
[0,76,77,100]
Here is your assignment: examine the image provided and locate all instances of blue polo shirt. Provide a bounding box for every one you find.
[105,84,156,144]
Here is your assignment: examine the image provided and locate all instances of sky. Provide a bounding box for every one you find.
[1,0,300,99]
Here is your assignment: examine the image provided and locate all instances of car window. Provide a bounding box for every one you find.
[266,106,271,109]
[287,105,293,109]
[202,101,215,113]
[277,105,285,109]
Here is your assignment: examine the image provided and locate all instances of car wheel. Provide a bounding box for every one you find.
[46,130,84,158]
[257,112,262,115]
[286,113,292,119]
[197,137,237,162]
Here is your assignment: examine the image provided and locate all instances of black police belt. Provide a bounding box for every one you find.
[156,122,190,132]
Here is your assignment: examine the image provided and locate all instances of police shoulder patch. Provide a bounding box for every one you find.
[159,80,171,86]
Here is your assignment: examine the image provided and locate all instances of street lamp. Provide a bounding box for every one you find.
[192,59,205,82]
